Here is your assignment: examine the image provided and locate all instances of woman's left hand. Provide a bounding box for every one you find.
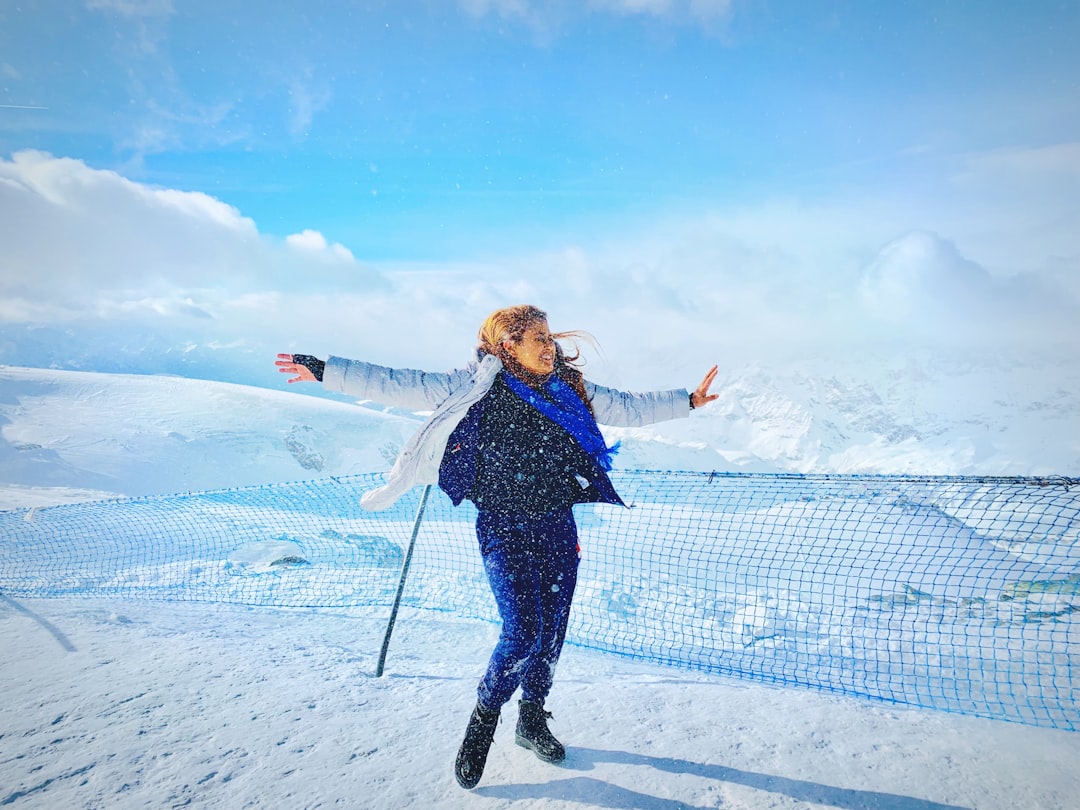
[275,353,323,383]
[691,365,719,410]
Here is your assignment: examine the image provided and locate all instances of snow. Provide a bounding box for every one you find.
[4,597,1079,809]
[2,365,1079,808]
[0,366,418,503]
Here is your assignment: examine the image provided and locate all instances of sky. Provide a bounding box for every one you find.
[1,0,1078,390]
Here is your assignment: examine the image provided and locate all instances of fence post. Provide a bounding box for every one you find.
[376,484,433,677]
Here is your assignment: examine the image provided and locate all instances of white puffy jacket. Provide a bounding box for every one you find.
[323,354,690,510]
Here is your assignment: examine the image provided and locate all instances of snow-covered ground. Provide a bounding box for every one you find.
[0,366,419,506]
[2,365,1079,808]
[4,596,1079,810]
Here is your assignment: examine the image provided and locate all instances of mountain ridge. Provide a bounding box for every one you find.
[1,359,1076,509]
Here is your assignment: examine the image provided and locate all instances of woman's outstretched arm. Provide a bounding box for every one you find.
[587,364,719,427]
[275,352,473,411]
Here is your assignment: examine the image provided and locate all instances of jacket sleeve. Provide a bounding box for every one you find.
[322,356,472,411]
[585,380,690,427]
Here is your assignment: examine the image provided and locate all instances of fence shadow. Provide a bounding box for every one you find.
[475,747,970,810]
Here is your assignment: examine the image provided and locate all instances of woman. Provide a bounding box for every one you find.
[276,304,718,789]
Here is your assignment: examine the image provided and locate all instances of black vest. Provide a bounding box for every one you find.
[439,373,623,516]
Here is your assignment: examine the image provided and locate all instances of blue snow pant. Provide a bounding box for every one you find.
[475,508,580,711]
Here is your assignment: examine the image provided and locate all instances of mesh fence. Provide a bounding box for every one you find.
[2,471,1078,731]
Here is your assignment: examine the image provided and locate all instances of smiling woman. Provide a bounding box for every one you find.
[275,302,719,789]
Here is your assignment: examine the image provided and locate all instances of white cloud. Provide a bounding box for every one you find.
[0,150,259,296]
[956,142,1080,181]
[459,0,531,20]
[0,151,381,338]
[688,0,732,20]
[859,231,991,320]
[589,0,676,15]
[1,151,1076,391]
[856,230,1078,351]
[286,74,332,138]
[588,0,733,20]
[285,230,355,262]
[98,296,215,320]
[85,0,175,58]
[85,0,175,19]
[939,141,1080,279]
[460,0,733,28]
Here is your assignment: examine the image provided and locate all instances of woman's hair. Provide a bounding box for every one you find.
[477,304,550,355]
[477,304,594,413]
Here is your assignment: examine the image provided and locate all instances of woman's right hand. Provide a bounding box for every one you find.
[275,353,324,383]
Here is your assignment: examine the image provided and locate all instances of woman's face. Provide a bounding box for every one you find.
[506,321,556,375]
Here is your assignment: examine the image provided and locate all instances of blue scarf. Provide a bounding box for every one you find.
[500,371,620,471]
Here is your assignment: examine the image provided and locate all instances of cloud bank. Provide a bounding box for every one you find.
[1,150,1077,391]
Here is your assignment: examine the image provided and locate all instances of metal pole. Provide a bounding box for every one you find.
[375,484,433,677]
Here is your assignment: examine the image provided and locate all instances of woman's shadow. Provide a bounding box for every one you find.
[476,746,971,810]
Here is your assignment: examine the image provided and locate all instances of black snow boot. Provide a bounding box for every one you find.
[515,699,566,763]
[454,701,500,789]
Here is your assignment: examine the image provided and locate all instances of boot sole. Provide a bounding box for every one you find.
[515,733,566,763]
[455,768,483,790]
[455,751,489,789]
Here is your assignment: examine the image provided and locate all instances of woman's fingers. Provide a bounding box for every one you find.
[691,364,720,409]
[273,353,312,383]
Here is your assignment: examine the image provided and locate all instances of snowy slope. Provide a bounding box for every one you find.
[0,366,419,506]
[2,356,1077,510]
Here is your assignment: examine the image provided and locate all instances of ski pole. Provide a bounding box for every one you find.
[376,484,432,677]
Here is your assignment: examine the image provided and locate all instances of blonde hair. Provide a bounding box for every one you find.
[477,304,594,413]
[477,304,549,356]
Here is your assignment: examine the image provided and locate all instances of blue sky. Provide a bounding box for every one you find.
[0,1,1078,388]
[4,0,1077,257]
